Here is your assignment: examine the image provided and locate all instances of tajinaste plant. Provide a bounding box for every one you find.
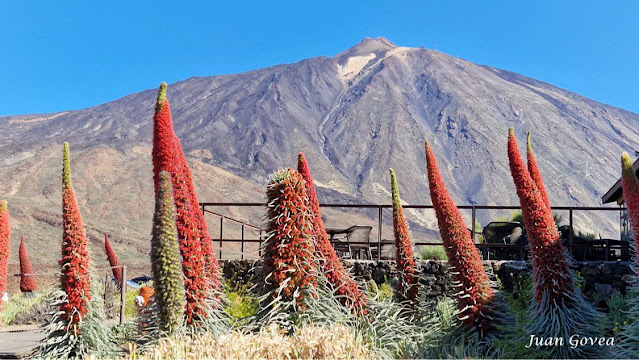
[152,82,210,324]
[60,142,91,325]
[297,152,367,314]
[507,128,603,358]
[614,153,639,358]
[424,141,494,336]
[259,169,316,326]
[104,234,123,285]
[0,200,9,310]
[389,169,419,307]
[19,236,38,293]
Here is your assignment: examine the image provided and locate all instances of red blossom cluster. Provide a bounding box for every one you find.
[152,82,215,323]
[60,142,91,324]
[527,132,551,211]
[104,234,123,285]
[297,153,368,314]
[507,129,571,303]
[19,236,38,293]
[425,142,494,334]
[264,169,316,309]
[0,200,9,310]
[175,145,220,291]
[389,169,419,306]
[621,153,639,269]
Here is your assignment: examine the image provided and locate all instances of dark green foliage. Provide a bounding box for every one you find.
[151,171,186,335]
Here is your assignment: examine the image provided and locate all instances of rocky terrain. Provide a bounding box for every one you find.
[1,37,637,273]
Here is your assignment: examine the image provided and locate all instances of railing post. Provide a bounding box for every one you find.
[219,216,224,259]
[569,208,573,256]
[471,206,476,243]
[119,265,127,325]
[241,223,245,260]
[377,206,382,261]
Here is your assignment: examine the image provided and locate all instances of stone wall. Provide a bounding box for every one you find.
[219,259,634,299]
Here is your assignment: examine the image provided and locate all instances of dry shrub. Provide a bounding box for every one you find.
[130,323,372,359]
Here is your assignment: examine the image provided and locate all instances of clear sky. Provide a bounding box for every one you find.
[1,0,638,116]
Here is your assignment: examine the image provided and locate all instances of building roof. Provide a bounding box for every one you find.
[602,156,639,204]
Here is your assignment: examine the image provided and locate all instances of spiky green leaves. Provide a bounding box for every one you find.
[0,200,9,310]
[389,169,418,306]
[152,171,186,335]
[60,142,91,325]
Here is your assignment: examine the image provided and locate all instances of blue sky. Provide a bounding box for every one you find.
[1,0,638,115]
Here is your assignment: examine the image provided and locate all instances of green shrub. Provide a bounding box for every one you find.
[419,246,447,260]
[0,290,51,325]
[366,280,393,302]
[224,282,257,320]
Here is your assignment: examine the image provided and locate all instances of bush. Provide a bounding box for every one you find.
[224,282,258,320]
[0,290,52,325]
[419,246,447,260]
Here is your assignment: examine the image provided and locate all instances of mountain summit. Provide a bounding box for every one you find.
[1,38,638,268]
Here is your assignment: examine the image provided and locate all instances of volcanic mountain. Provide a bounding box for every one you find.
[1,37,637,273]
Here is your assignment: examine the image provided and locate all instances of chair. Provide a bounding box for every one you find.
[344,226,373,260]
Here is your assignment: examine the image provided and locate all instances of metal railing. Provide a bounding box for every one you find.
[201,202,628,261]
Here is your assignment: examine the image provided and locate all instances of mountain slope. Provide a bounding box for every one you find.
[1,37,637,271]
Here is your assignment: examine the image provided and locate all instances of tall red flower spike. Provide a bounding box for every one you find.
[174,145,220,291]
[507,129,571,303]
[152,82,211,323]
[621,153,639,269]
[425,141,494,334]
[389,169,419,306]
[297,153,367,314]
[104,234,123,285]
[264,169,316,310]
[0,200,10,311]
[526,132,551,211]
[19,236,38,293]
[60,142,91,324]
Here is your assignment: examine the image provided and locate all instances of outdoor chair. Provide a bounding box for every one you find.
[344,225,373,260]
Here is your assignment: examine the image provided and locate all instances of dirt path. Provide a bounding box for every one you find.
[0,325,43,359]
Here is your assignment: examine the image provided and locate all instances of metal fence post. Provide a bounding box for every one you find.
[219,217,224,259]
[471,206,476,243]
[377,206,382,261]
[569,208,574,256]
[119,266,127,325]
[241,223,245,260]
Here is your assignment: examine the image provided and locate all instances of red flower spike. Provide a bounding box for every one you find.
[0,201,10,310]
[264,169,316,309]
[389,169,419,306]
[527,132,551,211]
[152,83,220,323]
[621,153,639,270]
[60,142,91,325]
[19,236,38,293]
[104,234,123,285]
[174,143,220,291]
[297,153,368,314]
[507,129,572,304]
[425,141,494,334]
